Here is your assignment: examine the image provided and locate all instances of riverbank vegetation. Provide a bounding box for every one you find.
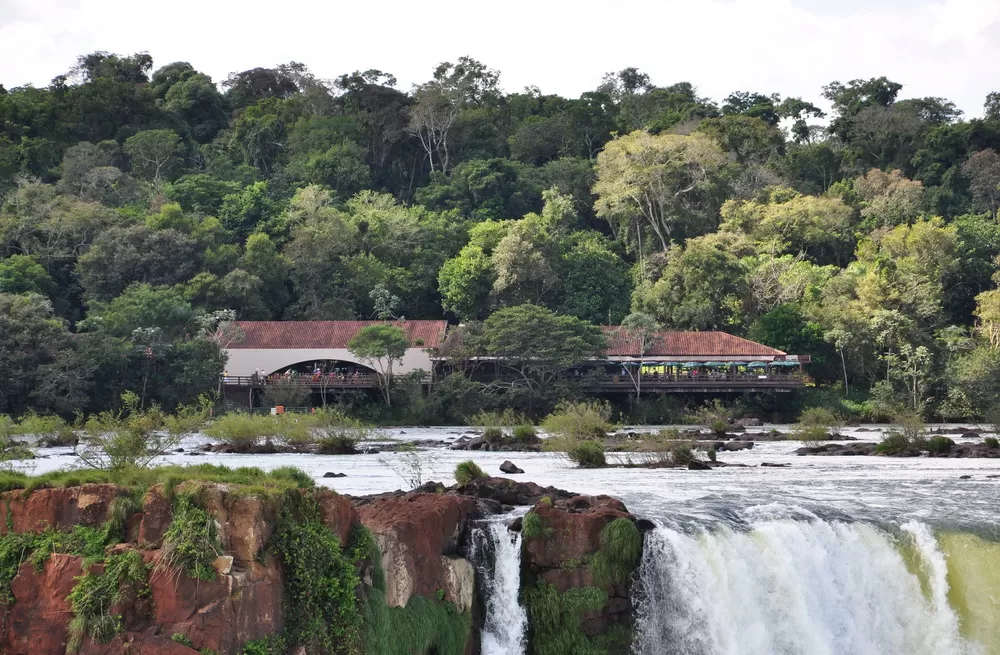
[3,53,1000,424]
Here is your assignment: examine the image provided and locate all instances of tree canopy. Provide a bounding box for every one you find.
[2,53,1000,418]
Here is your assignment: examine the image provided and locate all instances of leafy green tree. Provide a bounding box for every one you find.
[0,293,80,415]
[720,188,854,264]
[282,186,356,318]
[81,283,197,339]
[698,115,784,165]
[165,174,240,214]
[76,224,199,301]
[218,181,282,240]
[962,149,1000,218]
[473,304,606,399]
[748,304,834,381]
[594,130,727,250]
[222,67,298,109]
[163,72,228,143]
[123,129,184,186]
[347,324,410,404]
[416,158,542,220]
[554,231,631,324]
[634,233,748,331]
[853,217,958,326]
[0,255,56,297]
[437,245,494,320]
[853,169,924,230]
[240,233,290,318]
[286,140,371,198]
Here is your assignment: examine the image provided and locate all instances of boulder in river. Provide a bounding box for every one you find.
[323,472,347,478]
[499,460,524,474]
[723,441,754,451]
[687,460,712,470]
[795,443,877,456]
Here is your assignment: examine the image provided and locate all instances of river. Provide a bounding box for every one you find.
[20,424,1000,654]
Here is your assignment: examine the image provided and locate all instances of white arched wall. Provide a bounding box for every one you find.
[224,347,433,377]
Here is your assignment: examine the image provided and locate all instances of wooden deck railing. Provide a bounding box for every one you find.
[222,375,377,388]
[221,371,805,391]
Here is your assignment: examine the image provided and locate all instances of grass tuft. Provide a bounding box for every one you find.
[590,518,642,586]
[159,494,221,581]
[453,460,486,486]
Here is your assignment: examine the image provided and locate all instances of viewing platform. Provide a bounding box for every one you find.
[220,320,810,407]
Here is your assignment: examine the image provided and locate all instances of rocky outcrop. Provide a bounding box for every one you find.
[796,441,1000,458]
[356,491,479,608]
[2,554,82,654]
[518,494,641,645]
[449,434,542,452]
[144,556,284,653]
[0,475,648,655]
[0,483,125,535]
[795,443,878,456]
[0,483,326,655]
[455,476,574,506]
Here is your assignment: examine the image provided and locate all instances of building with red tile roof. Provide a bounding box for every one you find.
[224,320,447,376]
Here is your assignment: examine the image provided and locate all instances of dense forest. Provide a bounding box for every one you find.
[3,51,1000,422]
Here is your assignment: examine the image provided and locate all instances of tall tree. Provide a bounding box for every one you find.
[594,130,727,251]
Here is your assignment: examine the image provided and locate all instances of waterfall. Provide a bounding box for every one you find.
[473,519,528,655]
[633,518,980,655]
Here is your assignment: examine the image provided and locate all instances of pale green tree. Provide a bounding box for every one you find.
[594,130,727,251]
[123,129,183,186]
[348,325,409,404]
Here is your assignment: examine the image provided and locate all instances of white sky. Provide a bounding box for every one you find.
[1,0,999,117]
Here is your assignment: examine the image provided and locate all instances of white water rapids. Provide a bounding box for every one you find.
[633,516,978,655]
[475,520,528,655]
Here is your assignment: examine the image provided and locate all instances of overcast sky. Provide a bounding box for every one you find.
[1,0,999,117]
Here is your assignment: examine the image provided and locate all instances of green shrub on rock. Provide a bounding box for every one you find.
[67,549,149,652]
[542,402,612,440]
[522,511,545,541]
[792,407,842,441]
[482,426,505,444]
[512,425,538,442]
[567,441,606,468]
[926,436,955,454]
[670,444,695,466]
[159,494,221,581]
[273,493,362,652]
[985,437,1000,449]
[454,460,487,485]
[523,581,607,655]
[875,432,911,455]
[591,518,642,586]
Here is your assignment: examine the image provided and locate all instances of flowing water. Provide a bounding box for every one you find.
[20,424,1000,654]
[472,518,528,655]
[633,518,980,655]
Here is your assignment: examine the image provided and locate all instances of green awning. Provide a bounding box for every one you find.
[703,361,728,367]
[770,360,800,367]
[729,361,748,366]
[678,362,700,368]
[747,361,767,369]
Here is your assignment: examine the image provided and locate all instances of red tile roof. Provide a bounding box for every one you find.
[602,327,786,358]
[229,321,448,350]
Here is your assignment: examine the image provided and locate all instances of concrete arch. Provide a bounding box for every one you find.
[224,347,432,378]
[264,357,377,377]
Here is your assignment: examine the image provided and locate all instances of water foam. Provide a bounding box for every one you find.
[476,520,528,655]
[633,519,978,655]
